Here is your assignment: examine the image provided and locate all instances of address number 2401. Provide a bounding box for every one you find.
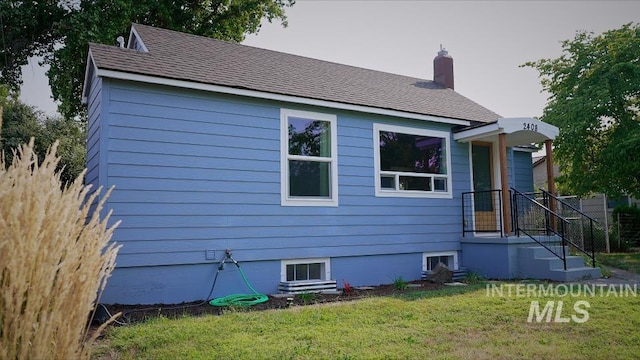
[523,122,538,132]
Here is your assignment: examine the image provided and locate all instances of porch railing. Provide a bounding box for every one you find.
[462,190,503,237]
[462,188,598,270]
[530,189,597,267]
[511,188,569,269]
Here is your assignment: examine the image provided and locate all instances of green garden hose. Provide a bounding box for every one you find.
[209,293,268,307]
[209,260,269,307]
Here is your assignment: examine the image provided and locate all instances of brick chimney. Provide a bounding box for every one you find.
[433,46,454,90]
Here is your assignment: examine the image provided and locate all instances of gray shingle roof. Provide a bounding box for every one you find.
[88,24,500,123]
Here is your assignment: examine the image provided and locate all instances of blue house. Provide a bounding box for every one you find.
[83,24,599,305]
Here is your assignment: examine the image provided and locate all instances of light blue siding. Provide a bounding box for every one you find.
[95,80,475,304]
[506,148,514,189]
[103,261,281,305]
[513,150,534,192]
[331,253,424,287]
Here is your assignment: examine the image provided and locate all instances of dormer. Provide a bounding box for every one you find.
[127,25,149,52]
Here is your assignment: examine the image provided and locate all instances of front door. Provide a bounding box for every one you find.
[472,142,496,231]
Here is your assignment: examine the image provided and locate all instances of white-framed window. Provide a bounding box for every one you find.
[280,258,331,282]
[373,124,452,198]
[607,195,630,210]
[281,109,338,206]
[422,252,458,273]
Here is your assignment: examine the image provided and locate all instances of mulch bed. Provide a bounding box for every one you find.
[98,280,447,326]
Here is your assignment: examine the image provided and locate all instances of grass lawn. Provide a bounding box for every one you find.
[597,253,640,274]
[93,283,640,360]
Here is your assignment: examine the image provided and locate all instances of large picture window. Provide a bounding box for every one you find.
[281,109,338,206]
[374,124,452,198]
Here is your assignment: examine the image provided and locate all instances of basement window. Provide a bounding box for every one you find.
[279,258,336,294]
[281,258,331,282]
[422,252,458,273]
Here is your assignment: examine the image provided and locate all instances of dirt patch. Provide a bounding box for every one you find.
[98,280,447,325]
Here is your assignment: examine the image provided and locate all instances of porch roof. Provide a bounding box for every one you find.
[453,118,559,147]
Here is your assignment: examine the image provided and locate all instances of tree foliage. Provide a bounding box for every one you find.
[0,1,68,90]
[1,100,86,185]
[0,84,9,138]
[0,0,294,119]
[525,23,640,198]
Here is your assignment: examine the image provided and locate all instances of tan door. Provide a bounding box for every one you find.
[472,142,496,231]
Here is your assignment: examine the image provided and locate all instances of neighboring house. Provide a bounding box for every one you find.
[534,156,639,206]
[533,155,640,211]
[83,24,596,305]
[532,156,559,192]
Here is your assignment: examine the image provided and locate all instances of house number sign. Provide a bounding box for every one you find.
[523,122,538,132]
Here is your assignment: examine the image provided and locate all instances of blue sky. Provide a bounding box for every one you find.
[19,0,640,119]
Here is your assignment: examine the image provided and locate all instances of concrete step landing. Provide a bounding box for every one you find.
[517,246,601,282]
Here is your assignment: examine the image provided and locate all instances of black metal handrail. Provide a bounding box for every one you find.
[540,190,598,222]
[538,189,597,267]
[462,190,503,237]
[511,188,569,270]
[461,188,598,270]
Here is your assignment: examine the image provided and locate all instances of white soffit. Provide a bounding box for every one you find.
[454,117,559,146]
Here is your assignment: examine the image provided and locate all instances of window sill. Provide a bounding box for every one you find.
[375,190,452,199]
[281,197,339,207]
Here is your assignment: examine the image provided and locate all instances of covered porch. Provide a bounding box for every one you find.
[453,118,601,281]
[454,117,559,236]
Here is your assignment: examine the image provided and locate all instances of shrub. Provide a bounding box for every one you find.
[393,276,408,290]
[298,292,320,304]
[611,204,640,251]
[0,139,120,359]
[580,222,608,253]
[464,271,484,284]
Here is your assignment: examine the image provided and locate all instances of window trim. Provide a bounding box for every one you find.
[422,251,458,273]
[607,194,631,210]
[281,109,338,206]
[280,258,331,282]
[373,123,453,198]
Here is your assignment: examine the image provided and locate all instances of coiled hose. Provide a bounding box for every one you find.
[209,260,269,307]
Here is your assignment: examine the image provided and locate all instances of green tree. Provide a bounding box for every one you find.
[0,1,67,92]
[0,84,9,138]
[525,23,640,198]
[1,100,86,185]
[1,0,294,119]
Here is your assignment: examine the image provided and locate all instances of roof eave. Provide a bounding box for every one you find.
[81,49,97,105]
[94,68,473,127]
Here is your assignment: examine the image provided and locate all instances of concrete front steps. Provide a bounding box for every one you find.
[517,246,601,282]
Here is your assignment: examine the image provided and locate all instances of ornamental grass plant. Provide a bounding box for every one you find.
[0,139,120,360]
